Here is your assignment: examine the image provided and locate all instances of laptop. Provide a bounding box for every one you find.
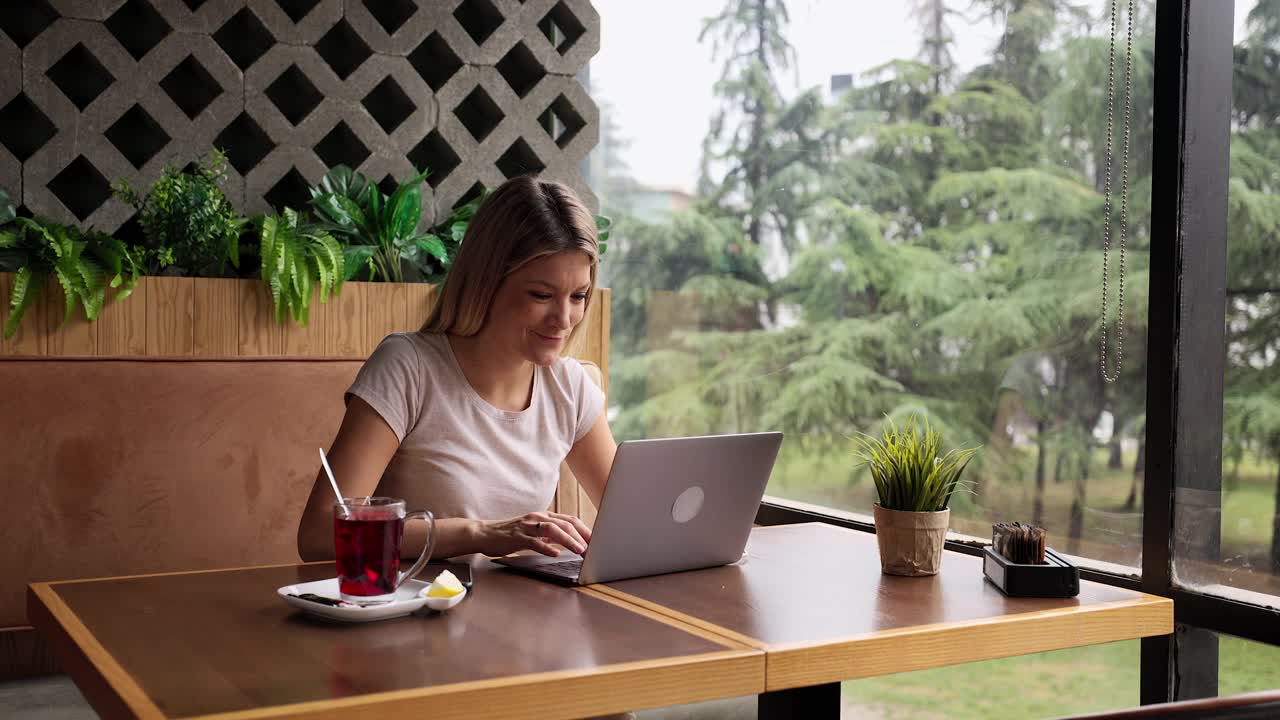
[494,431,784,585]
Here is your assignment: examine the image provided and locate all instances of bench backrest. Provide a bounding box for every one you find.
[1,356,601,632]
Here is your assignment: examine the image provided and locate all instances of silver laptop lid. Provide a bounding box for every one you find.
[577,431,783,584]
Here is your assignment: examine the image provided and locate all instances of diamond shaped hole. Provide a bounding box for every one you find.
[409,32,461,92]
[495,138,544,179]
[275,0,320,23]
[47,43,115,112]
[408,131,459,189]
[454,86,502,143]
[114,213,147,247]
[315,121,370,171]
[362,76,415,135]
[0,94,57,162]
[264,167,312,212]
[539,94,586,149]
[106,104,170,169]
[48,155,113,222]
[377,174,398,198]
[539,1,586,55]
[363,0,417,35]
[161,55,224,120]
[0,0,58,49]
[214,112,274,175]
[266,64,322,126]
[458,181,486,207]
[106,0,173,61]
[496,42,544,99]
[214,7,275,71]
[316,18,371,80]
[454,0,504,46]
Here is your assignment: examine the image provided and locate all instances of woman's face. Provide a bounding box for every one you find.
[486,251,593,366]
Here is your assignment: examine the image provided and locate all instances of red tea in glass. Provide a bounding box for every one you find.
[332,497,436,605]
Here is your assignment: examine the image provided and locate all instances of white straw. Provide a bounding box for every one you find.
[319,448,346,511]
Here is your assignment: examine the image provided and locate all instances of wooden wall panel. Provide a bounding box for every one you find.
[405,283,435,330]
[0,278,611,377]
[598,288,611,395]
[96,283,147,356]
[144,277,194,356]
[365,283,409,352]
[237,281,283,356]
[0,273,45,356]
[325,282,367,358]
[281,287,327,356]
[44,282,97,357]
[192,278,239,356]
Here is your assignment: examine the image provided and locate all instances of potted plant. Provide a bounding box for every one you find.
[853,415,979,576]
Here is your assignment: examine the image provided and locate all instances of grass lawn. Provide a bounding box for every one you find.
[841,635,1280,719]
[768,436,1279,578]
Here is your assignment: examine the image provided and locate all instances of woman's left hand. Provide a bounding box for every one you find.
[477,511,592,557]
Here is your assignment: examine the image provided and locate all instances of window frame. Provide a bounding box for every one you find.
[755,0,1280,705]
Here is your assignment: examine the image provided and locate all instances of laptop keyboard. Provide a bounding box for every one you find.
[538,558,583,579]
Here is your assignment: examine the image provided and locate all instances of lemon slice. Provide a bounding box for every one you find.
[426,569,465,598]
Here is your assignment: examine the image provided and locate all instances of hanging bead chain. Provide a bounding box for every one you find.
[1101,0,1134,384]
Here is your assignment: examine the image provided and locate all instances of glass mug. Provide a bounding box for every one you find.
[333,497,436,605]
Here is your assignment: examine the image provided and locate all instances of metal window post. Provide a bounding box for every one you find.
[1144,0,1235,704]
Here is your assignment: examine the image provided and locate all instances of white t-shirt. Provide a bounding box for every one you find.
[344,331,604,525]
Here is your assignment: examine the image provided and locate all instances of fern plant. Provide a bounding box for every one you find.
[852,414,980,512]
[0,214,141,339]
[257,208,344,325]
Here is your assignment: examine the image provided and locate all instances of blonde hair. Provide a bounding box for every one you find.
[421,175,599,351]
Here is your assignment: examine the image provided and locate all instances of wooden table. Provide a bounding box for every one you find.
[29,523,1174,720]
[27,562,762,720]
[594,523,1175,718]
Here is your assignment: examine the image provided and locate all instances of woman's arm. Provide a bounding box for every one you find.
[297,397,592,561]
[565,410,618,511]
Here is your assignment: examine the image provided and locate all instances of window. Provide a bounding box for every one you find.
[1172,0,1280,604]
[590,1,1153,574]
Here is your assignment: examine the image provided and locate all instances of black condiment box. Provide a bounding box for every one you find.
[983,546,1080,598]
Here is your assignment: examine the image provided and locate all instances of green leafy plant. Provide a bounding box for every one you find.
[257,208,344,325]
[852,414,980,512]
[0,214,141,339]
[308,165,442,283]
[113,150,248,277]
[310,166,610,285]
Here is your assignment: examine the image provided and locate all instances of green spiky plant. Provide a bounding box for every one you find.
[852,414,980,513]
[256,208,344,326]
[0,201,142,339]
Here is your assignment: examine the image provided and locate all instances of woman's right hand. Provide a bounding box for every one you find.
[478,511,592,558]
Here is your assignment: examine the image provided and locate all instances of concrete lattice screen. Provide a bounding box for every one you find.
[0,0,600,237]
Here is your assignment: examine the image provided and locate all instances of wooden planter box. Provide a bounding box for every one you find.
[0,274,610,384]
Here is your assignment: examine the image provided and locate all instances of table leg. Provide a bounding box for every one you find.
[758,682,841,719]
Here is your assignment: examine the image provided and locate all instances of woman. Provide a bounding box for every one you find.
[296,175,616,564]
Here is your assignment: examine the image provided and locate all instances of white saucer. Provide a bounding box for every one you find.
[278,578,468,623]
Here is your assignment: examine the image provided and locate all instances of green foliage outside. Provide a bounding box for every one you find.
[599,0,1280,600]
